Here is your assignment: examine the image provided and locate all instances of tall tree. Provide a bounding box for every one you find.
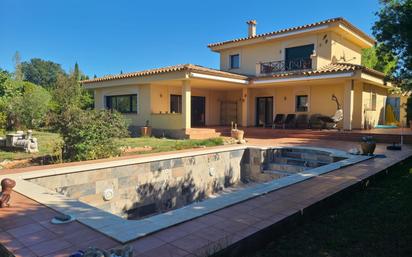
[73,62,80,81]
[373,0,412,88]
[12,51,23,81]
[361,45,397,76]
[21,58,66,88]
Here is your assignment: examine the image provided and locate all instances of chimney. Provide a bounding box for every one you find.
[246,20,257,37]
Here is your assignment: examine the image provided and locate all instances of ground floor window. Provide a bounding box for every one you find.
[106,94,137,113]
[170,94,182,113]
[296,95,308,112]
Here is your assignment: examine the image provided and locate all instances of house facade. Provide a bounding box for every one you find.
[83,17,392,138]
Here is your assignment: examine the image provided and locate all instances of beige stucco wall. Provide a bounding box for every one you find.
[352,81,364,129]
[331,32,362,65]
[119,83,243,128]
[219,33,334,76]
[218,30,364,76]
[247,82,346,127]
[93,79,388,132]
[362,83,387,128]
[94,84,151,127]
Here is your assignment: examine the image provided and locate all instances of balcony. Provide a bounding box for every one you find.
[259,58,312,75]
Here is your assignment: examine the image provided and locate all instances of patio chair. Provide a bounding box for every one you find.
[272,114,285,129]
[284,114,297,129]
[318,95,343,129]
[318,109,343,129]
[309,114,326,130]
[295,114,309,129]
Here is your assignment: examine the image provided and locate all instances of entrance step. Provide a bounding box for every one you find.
[186,128,222,139]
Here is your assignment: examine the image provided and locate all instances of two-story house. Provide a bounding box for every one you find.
[83,17,391,138]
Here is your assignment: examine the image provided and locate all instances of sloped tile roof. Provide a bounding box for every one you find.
[208,17,375,48]
[255,63,386,80]
[82,63,385,85]
[81,64,248,84]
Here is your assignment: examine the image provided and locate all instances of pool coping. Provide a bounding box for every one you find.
[0,146,372,243]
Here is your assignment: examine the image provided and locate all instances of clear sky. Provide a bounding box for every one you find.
[0,0,381,77]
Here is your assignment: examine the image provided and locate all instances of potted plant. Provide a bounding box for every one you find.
[360,136,376,155]
[140,120,152,137]
[230,122,244,141]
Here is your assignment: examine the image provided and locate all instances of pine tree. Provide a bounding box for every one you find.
[73,62,80,81]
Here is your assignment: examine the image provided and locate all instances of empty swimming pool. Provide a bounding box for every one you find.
[5,145,371,243]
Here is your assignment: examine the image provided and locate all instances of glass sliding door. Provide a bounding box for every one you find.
[256,97,273,127]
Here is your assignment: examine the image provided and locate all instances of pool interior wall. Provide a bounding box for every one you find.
[29,147,349,220]
[29,149,245,219]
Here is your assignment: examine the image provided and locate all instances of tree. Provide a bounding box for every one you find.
[0,77,51,129]
[0,68,10,86]
[21,58,66,88]
[373,0,412,88]
[14,84,51,128]
[73,62,80,81]
[362,45,397,76]
[12,51,23,81]
[51,73,93,115]
[72,62,89,81]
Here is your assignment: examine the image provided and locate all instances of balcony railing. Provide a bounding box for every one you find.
[259,58,312,75]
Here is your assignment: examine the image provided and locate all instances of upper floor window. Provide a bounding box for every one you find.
[230,54,240,69]
[296,95,308,112]
[170,94,182,113]
[106,94,137,113]
[285,44,314,71]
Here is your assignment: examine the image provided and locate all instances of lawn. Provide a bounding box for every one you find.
[116,136,224,154]
[0,131,62,162]
[0,131,225,167]
[248,158,412,257]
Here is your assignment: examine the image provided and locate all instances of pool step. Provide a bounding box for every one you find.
[272,157,329,168]
[273,150,335,163]
[261,169,291,176]
[265,163,309,173]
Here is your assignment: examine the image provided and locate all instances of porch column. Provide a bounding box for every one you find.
[241,87,249,127]
[182,80,191,129]
[343,80,354,130]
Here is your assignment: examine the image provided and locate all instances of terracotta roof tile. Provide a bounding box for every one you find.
[81,64,248,84]
[208,17,375,48]
[255,62,386,80]
[82,63,385,85]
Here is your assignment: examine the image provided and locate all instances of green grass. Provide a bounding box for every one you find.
[0,131,62,161]
[0,131,224,163]
[115,137,224,154]
[249,158,412,257]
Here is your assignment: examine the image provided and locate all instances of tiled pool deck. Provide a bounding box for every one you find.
[0,138,411,257]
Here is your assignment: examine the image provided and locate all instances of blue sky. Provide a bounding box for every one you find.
[0,0,380,77]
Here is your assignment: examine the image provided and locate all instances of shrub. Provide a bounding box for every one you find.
[58,109,129,161]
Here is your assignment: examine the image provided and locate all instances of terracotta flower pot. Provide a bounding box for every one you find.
[360,141,376,155]
[140,126,152,137]
[231,129,244,140]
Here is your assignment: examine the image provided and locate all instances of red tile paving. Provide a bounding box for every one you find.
[0,138,411,256]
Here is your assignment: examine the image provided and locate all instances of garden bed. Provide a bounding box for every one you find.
[0,131,225,169]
